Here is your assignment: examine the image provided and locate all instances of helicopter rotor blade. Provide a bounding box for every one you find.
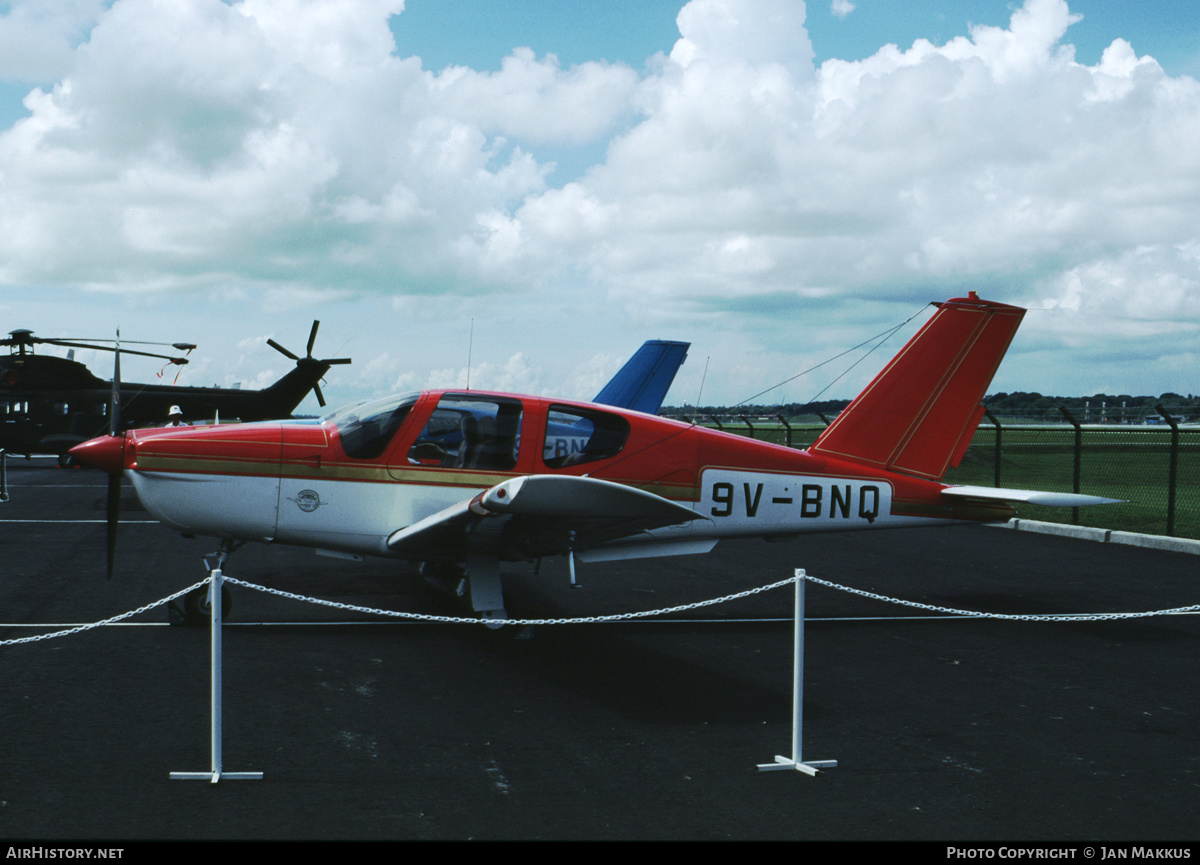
[267,338,300,361]
[1,331,192,352]
[29,338,191,364]
[266,323,351,408]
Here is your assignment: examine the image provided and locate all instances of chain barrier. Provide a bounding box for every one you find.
[800,573,1200,622]
[0,577,211,646]
[5,571,1198,647]
[228,573,1200,625]
[221,575,798,625]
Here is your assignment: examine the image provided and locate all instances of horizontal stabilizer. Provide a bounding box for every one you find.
[942,485,1123,508]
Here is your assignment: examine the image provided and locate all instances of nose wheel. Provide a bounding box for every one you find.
[170,584,234,626]
[169,541,242,626]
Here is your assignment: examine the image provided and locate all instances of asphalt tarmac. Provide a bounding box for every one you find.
[1,456,1199,842]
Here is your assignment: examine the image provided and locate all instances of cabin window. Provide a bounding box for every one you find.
[407,395,523,471]
[542,405,629,468]
[331,393,419,460]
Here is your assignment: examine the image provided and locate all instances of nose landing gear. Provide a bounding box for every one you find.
[169,541,242,626]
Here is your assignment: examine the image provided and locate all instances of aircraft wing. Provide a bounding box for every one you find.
[941,485,1122,508]
[386,475,704,561]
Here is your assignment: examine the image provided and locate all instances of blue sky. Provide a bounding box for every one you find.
[389,0,1200,75]
[2,0,1199,411]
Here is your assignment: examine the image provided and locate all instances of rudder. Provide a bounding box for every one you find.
[809,293,1025,481]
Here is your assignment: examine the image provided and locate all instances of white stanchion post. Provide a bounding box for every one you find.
[170,567,263,783]
[757,569,837,776]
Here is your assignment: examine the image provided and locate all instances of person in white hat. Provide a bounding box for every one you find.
[166,405,190,427]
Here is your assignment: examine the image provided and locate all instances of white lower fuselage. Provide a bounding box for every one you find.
[129,462,949,563]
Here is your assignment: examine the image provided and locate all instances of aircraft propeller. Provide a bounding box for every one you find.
[266,320,351,407]
[106,330,123,580]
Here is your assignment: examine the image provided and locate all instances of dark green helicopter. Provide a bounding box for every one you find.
[0,322,350,470]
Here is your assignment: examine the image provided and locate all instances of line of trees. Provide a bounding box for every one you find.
[982,392,1197,423]
[664,392,1199,422]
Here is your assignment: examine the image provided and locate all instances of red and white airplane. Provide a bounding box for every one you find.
[71,293,1114,623]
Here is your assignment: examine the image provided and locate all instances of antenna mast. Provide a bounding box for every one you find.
[466,319,474,391]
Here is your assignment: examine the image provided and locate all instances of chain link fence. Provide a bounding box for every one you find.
[942,419,1200,540]
[681,413,1200,540]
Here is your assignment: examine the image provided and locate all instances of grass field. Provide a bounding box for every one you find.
[695,419,1200,540]
[944,426,1200,539]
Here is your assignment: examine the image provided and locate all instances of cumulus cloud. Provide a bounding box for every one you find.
[521,0,1199,395]
[0,0,1198,404]
[0,0,105,81]
[671,0,815,78]
[0,0,636,297]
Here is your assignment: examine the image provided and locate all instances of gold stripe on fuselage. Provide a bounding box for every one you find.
[134,455,702,503]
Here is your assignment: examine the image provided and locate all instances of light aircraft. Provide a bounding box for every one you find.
[70,294,1115,624]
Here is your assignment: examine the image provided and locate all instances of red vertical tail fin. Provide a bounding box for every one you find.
[808,293,1025,481]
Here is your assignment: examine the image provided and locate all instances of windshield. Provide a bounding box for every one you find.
[327,392,420,460]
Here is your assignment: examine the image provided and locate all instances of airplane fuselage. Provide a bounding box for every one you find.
[87,388,1012,564]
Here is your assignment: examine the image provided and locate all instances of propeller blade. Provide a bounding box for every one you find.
[314,383,326,407]
[267,338,299,361]
[106,473,121,580]
[324,358,352,365]
[307,320,320,358]
[110,330,121,434]
[105,328,124,579]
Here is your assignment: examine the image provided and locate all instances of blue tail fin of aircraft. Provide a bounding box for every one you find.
[593,340,690,414]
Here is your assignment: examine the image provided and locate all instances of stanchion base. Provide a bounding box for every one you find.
[170,771,264,783]
[756,755,838,776]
